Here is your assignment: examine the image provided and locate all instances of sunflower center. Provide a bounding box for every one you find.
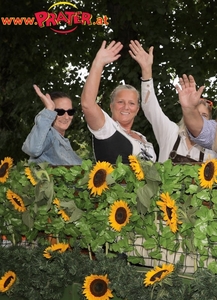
[150,270,168,282]
[0,162,8,177]
[55,248,62,251]
[4,276,13,288]
[166,206,172,220]
[115,207,127,224]
[93,169,107,187]
[90,279,107,297]
[12,196,22,207]
[204,162,215,181]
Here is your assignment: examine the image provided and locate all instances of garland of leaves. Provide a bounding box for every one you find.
[1,156,217,299]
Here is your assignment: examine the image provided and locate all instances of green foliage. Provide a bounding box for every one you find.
[2,158,217,298]
[1,0,217,161]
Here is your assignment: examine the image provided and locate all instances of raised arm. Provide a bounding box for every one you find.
[176,74,205,137]
[81,40,123,130]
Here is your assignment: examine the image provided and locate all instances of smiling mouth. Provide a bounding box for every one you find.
[59,121,70,124]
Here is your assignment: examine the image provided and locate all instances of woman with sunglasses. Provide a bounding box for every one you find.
[22,85,82,165]
[129,40,217,163]
[81,40,156,164]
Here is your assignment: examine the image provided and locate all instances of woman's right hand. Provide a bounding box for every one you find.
[33,84,55,111]
[175,74,205,109]
[94,40,123,67]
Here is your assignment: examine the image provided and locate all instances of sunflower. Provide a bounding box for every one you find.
[198,159,217,189]
[0,271,16,293]
[82,274,113,300]
[0,157,13,183]
[25,167,37,186]
[6,189,26,212]
[144,264,174,286]
[128,155,145,180]
[53,198,70,222]
[88,161,114,196]
[43,243,69,259]
[109,200,132,231]
[58,209,70,221]
[156,192,181,233]
[53,198,60,207]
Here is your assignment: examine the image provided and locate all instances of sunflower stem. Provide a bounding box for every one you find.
[87,244,93,260]
[105,242,109,256]
[12,233,15,245]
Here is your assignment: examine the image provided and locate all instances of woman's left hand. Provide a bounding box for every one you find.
[129,40,153,75]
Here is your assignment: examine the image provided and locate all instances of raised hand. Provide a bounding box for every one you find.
[94,40,123,67]
[129,40,153,78]
[33,84,55,111]
[175,74,205,109]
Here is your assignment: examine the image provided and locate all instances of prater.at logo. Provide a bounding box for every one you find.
[35,1,109,34]
[1,1,109,34]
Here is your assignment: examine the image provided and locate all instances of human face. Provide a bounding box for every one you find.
[53,97,74,136]
[197,103,210,120]
[110,89,140,127]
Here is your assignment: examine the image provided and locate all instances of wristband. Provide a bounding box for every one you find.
[140,77,152,82]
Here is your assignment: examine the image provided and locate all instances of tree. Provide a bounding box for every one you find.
[1,0,217,162]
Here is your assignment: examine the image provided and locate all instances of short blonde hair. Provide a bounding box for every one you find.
[110,84,140,104]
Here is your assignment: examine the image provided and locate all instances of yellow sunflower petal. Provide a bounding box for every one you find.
[43,243,69,259]
[144,264,174,286]
[58,209,70,222]
[128,155,145,180]
[25,167,37,186]
[198,159,217,189]
[157,192,181,233]
[0,271,16,292]
[53,198,60,207]
[6,189,26,212]
[109,200,132,231]
[82,274,113,300]
[0,157,13,183]
[88,161,114,196]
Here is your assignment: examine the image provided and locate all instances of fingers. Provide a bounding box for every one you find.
[148,46,154,55]
[129,40,143,55]
[33,84,44,97]
[33,84,53,108]
[129,40,154,58]
[100,40,107,49]
[178,74,196,89]
[198,85,205,95]
[106,40,123,52]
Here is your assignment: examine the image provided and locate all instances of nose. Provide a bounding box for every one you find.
[123,102,130,109]
[63,111,70,118]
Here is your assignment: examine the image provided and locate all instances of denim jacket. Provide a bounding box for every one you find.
[22,108,82,165]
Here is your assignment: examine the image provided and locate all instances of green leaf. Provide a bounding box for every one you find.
[22,211,34,228]
[143,238,157,249]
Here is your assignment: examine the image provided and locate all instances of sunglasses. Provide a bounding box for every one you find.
[55,108,76,116]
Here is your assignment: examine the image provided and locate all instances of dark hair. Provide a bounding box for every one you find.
[50,91,71,101]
